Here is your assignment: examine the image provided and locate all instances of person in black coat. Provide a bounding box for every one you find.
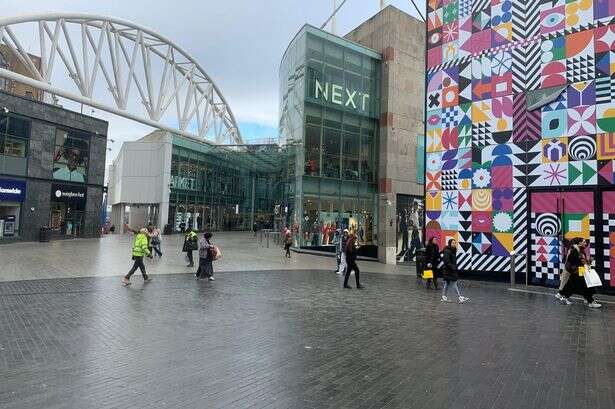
[343,233,364,289]
[441,239,469,303]
[559,237,601,307]
[424,237,440,290]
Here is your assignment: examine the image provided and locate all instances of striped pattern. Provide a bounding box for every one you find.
[512,0,539,41]
[512,92,541,142]
[472,255,511,272]
[511,42,540,93]
[513,188,528,273]
[458,253,472,270]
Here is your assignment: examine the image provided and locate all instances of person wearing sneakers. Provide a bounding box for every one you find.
[559,237,601,308]
[441,239,468,303]
[122,228,152,285]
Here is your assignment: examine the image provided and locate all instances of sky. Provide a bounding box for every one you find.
[0,0,426,164]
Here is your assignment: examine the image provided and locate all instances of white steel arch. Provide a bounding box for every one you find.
[0,13,242,144]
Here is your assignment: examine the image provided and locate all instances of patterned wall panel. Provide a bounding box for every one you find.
[425,0,615,283]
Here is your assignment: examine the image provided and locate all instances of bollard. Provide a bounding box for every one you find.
[266,231,269,248]
[510,251,516,286]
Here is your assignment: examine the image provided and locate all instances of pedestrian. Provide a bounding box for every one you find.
[555,238,573,301]
[283,230,293,259]
[407,222,421,262]
[337,229,349,276]
[332,229,342,273]
[196,232,215,281]
[149,225,163,258]
[425,236,440,290]
[343,232,364,289]
[558,237,601,307]
[121,228,153,285]
[441,239,469,303]
[183,228,199,267]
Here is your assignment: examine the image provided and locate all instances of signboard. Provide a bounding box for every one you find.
[51,183,87,205]
[0,179,26,202]
[313,79,370,112]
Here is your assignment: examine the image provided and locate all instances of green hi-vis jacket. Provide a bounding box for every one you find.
[132,233,151,257]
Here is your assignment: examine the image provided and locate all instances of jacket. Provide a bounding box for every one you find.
[441,245,458,281]
[198,238,213,259]
[425,243,441,271]
[132,233,151,258]
[346,237,358,263]
[565,245,584,275]
[183,231,198,252]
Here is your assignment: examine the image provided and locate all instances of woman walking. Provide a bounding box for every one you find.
[196,232,215,281]
[441,239,468,303]
[148,225,163,258]
[283,230,293,259]
[559,237,601,307]
[122,228,153,285]
[343,232,364,289]
[425,237,440,290]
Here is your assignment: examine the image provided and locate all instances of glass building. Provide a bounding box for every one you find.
[279,25,381,251]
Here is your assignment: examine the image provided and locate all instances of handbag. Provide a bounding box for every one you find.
[422,269,433,279]
[584,267,602,288]
[578,266,585,276]
[212,245,222,261]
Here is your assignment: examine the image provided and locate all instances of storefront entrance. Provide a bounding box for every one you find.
[49,183,86,237]
[0,179,26,238]
[529,188,613,293]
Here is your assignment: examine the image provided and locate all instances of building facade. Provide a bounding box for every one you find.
[280,25,382,256]
[425,0,615,289]
[0,45,45,102]
[346,6,426,264]
[0,91,108,241]
[107,131,291,233]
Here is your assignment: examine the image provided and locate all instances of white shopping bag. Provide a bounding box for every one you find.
[584,268,602,288]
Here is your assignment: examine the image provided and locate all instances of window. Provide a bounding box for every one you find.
[53,128,90,183]
[304,125,321,176]
[0,53,7,91]
[322,128,340,178]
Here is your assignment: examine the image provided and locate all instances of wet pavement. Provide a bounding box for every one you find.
[0,267,614,409]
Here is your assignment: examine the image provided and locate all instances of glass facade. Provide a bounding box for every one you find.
[53,128,90,183]
[279,25,381,250]
[167,136,293,233]
[0,113,30,176]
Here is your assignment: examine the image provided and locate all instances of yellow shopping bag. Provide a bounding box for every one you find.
[423,269,434,279]
[578,266,585,276]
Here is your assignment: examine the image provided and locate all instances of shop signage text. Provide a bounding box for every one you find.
[314,79,370,112]
[0,179,26,202]
[51,183,87,204]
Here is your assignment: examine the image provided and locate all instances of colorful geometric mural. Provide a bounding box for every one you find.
[426,0,615,287]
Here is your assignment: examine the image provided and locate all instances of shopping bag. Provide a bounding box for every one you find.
[584,268,602,288]
[213,246,222,260]
[422,269,433,279]
[578,266,585,276]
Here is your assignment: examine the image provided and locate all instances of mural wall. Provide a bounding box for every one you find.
[425,0,615,287]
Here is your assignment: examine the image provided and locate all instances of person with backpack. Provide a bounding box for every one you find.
[183,228,199,267]
[343,232,364,289]
[424,236,440,290]
[558,237,601,308]
[196,232,216,281]
[121,228,153,285]
[441,239,469,303]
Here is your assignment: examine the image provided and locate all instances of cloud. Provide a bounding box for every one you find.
[1,0,425,155]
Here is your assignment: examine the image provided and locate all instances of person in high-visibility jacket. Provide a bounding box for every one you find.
[122,228,153,285]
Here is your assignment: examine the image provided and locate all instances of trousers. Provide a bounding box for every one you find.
[126,256,147,279]
[344,260,361,287]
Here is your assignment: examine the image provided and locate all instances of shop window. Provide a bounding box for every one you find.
[360,135,374,182]
[53,128,90,183]
[322,128,340,178]
[304,125,321,176]
[342,131,360,181]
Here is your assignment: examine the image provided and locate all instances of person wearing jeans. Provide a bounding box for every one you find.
[441,239,468,303]
[122,228,152,285]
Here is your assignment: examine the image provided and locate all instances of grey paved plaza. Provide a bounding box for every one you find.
[0,235,614,408]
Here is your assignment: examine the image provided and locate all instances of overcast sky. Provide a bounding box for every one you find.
[1,0,425,163]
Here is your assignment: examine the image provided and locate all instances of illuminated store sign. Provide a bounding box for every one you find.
[314,79,370,112]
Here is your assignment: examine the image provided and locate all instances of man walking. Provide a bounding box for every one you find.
[122,228,153,285]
